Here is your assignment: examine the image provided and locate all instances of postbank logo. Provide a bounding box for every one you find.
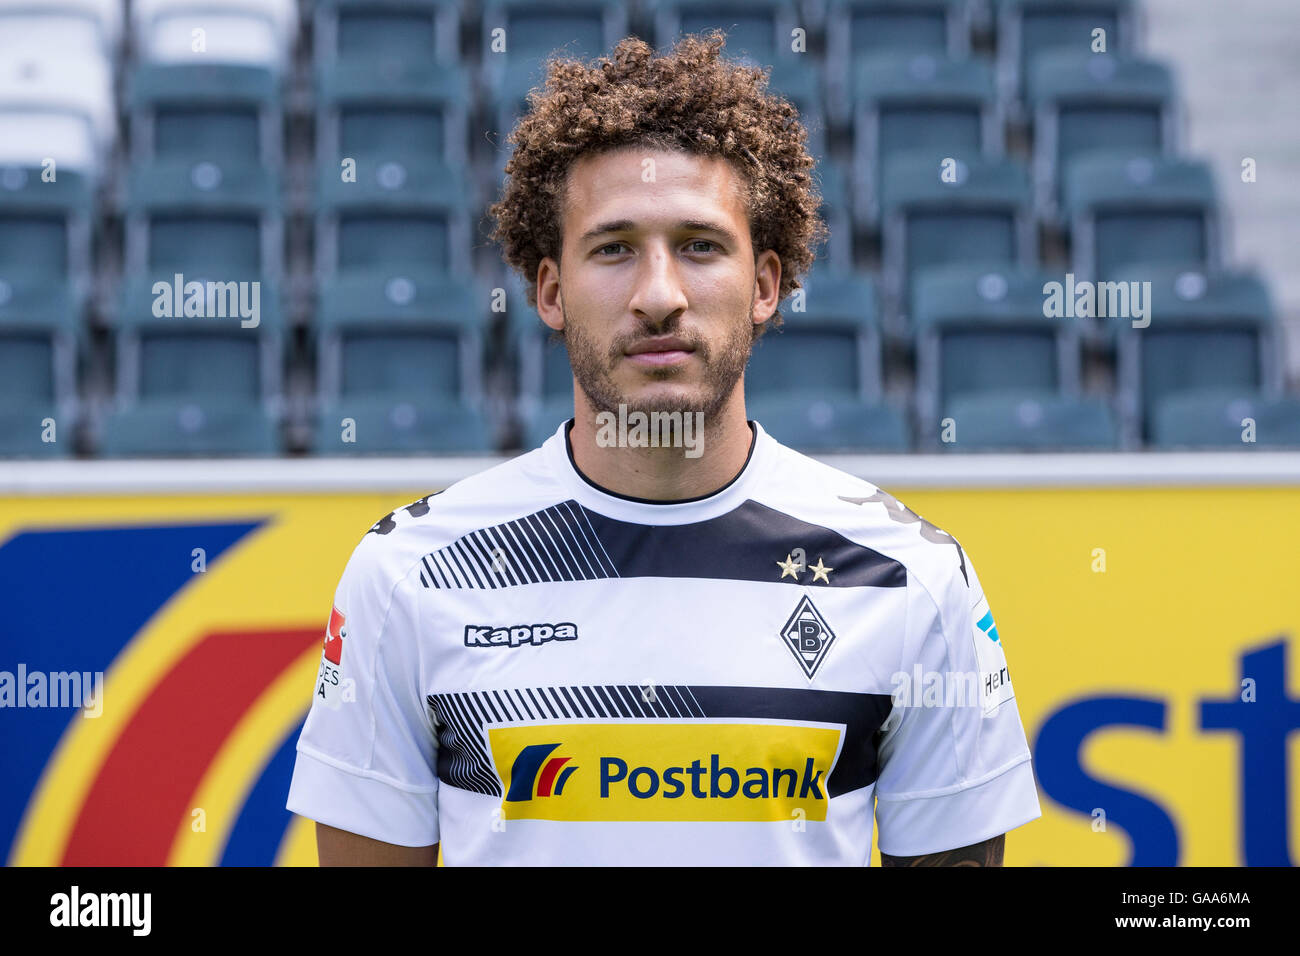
[489,722,843,822]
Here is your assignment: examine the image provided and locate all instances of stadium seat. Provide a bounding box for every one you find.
[312,396,497,455]
[879,152,1034,328]
[1151,389,1300,449]
[1064,150,1219,281]
[0,0,123,62]
[912,264,1088,446]
[996,0,1137,115]
[98,397,282,456]
[1110,265,1279,444]
[0,278,83,458]
[647,0,801,66]
[314,174,471,280]
[316,60,470,202]
[132,0,295,67]
[826,0,974,123]
[124,159,282,278]
[0,166,93,293]
[518,396,575,449]
[481,0,629,105]
[851,52,999,226]
[313,270,487,408]
[0,52,115,176]
[314,0,463,68]
[746,267,884,402]
[747,391,911,452]
[129,63,282,168]
[96,277,286,457]
[942,391,1119,450]
[1028,50,1176,220]
[507,270,572,433]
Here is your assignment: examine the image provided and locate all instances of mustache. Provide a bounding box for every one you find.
[607,326,708,364]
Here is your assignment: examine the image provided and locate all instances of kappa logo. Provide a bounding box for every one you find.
[464,622,579,648]
[780,596,836,679]
[506,743,578,801]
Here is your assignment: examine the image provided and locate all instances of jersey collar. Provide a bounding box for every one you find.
[543,416,772,524]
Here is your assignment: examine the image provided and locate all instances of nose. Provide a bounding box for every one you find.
[627,240,689,328]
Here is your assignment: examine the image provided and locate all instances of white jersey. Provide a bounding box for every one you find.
[287,420,1041,865]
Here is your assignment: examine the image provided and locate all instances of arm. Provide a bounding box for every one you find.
[316,822,438,866]
[880,833,1004,867]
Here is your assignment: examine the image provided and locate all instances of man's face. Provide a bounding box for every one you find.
[535,147,780,423]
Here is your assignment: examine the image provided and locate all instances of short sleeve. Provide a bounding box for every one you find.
[873,556,1041,858]
[286,536,440,847]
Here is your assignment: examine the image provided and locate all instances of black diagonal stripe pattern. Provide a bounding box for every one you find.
[419,501,619,589]
[426,685,706,795]
[425,685,890,798]
[418,498,905,590]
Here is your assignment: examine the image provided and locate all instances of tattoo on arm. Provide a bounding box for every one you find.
[880,833,1005,867]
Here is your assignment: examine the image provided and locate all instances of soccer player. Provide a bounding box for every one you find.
[287,31,1041,866]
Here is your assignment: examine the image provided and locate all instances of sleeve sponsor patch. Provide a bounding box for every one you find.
[971,597,1014,716]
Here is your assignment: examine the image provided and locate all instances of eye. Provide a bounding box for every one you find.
[595,242,627,256]
[686,240,718,254]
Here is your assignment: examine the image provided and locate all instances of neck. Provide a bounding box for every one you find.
[567,390,754,501]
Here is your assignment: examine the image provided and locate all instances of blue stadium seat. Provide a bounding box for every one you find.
[314,270,487,408]
[1110,265,1279,445]
[746,267,883,402]
[124,159,282,279]
[481,0,629,105]
[1064,150,1218,281]
[98,397,282,456]
[748,391,911,452]
[312,396,497,455]
[314,174,471,280]
[506,271,573,434]
[880,152,1034,328]
[826,0,974,123]
[851,52,999,226]
[0,278,83,458]
[97,277,287,457]
[0,166,93,294]
[1028,50,1175,221]
[912,264,1092,446]
[314,0,463,67]
[518,396,575,450]
[316,60,470,199]
[648,0,801,66]
[996,0,1137,115]
[942,391,1118,450]
[1151,389,1300,449]
[129,63,282,168]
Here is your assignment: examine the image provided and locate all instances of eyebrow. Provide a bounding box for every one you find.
[577,219,740,246]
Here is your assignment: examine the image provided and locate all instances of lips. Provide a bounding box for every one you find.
[625,337,694,356]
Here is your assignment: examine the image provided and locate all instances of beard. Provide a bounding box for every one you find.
[561,292,755,426]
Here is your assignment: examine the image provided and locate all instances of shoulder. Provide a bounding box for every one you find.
[346,446,564,583]
[754,439,976,606]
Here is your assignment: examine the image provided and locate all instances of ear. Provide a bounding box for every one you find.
[536,256,564,332]
[752,249,782,326]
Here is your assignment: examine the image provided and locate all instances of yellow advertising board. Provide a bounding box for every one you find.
[2,484,1296,866]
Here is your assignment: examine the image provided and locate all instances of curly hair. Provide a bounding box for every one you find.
[486,29,829,334]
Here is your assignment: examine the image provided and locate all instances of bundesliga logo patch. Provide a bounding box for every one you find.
[317,606,347,710]
[324,606,346,664]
